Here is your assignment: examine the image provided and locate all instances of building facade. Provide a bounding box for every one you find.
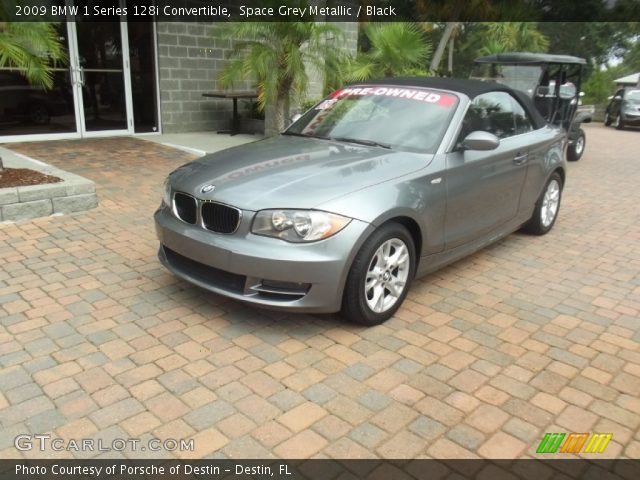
[0,18,357,142]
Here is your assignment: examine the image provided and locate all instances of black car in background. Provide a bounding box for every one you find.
[605,87,640,129]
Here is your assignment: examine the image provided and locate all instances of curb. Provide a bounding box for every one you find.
[0,147,98,223]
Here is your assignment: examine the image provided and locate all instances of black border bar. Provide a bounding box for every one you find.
[2,459,640,480]
[3,0,640,22]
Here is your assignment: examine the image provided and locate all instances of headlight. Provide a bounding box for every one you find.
[162,178,172,206]
[252,209,351,242]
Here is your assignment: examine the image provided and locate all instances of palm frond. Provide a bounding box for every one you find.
[0,22,66,88]
[217,20,348,132]
[345,23,430,81]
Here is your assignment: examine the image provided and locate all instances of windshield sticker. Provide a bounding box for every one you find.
[315,98,339,110]
[327,86,457,107]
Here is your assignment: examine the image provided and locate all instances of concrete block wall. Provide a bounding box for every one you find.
[156,21,358,133]
[303,22,359,104]
[156,22,251,133]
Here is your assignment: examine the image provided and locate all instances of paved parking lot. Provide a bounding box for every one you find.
[1,124,639,459]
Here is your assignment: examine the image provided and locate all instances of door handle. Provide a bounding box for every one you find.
[70,67,79,86]
[513,153,529,165]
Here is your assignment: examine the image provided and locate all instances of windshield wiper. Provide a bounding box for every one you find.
[281,131,329,140]
[281,131,311,137]
[330,136,392,149]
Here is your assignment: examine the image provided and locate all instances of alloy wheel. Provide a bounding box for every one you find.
[364,238,410,313]
[574,136,584,156]
[540,179,560,228]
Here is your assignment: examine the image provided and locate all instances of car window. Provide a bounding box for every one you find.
[459,91,531,141]
[510,96,533,135]
[478,92,516,138]
[625,89,640,102]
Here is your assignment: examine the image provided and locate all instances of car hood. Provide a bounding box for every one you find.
[170,136,431,211]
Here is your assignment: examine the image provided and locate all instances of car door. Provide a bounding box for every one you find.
[610,89,624,117]
[444,91,530,250]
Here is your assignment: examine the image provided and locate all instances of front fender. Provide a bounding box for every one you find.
[318,170,447,257]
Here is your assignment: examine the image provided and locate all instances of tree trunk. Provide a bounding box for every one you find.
[264,103,279,137]
[430,22,459,75]
[0,156,4,172]
[274,94,287,133]
[264,94,288,137]
[447,31,455,74]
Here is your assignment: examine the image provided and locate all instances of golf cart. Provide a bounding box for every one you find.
[471,52,591,161]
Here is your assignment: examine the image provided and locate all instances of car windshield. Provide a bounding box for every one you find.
[285,86,459,153]
[626,89,640,102]
[471,64,543,97]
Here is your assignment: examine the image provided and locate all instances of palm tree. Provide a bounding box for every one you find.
[476,38,508,56]
[218,22,344,136]
[0,22,66,89]
[426,0,495,74]
[345,23,432,81]
[478,23,549,55]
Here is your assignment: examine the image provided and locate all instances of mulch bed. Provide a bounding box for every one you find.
[0,168,62,188]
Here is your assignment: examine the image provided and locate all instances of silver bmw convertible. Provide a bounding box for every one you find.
[155,77,567,325]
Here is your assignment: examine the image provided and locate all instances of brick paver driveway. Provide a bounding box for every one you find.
[1,124,639,460]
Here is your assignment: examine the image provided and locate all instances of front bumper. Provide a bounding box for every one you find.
[154,205,373,313]
[622,111,640,126]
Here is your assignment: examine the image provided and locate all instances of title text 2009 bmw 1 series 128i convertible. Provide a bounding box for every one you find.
[155,77,566,325]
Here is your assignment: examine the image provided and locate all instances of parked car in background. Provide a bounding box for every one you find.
[605,87,640,129]
[156,77,567,325]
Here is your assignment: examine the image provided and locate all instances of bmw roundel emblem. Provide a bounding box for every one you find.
[201,184,215,194]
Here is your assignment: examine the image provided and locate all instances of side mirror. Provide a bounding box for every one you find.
[461,131,500,151]
[558,82,577,100]
[614,95,623,101]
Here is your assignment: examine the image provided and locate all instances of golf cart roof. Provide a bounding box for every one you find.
[474,52,587,66]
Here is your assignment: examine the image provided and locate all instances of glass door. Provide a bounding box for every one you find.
[0,1,145,143]
[70,15,134,136]
[0,24,78,138]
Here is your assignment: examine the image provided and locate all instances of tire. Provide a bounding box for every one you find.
[604,112,612,126]
[341,223,416,326]
[567,129,585,162]
[521,172,563,236]
[614,113,625,130]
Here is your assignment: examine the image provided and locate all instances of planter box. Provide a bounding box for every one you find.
[0,147,97,223]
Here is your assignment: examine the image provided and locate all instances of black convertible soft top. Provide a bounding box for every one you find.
[355,76,548,130]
